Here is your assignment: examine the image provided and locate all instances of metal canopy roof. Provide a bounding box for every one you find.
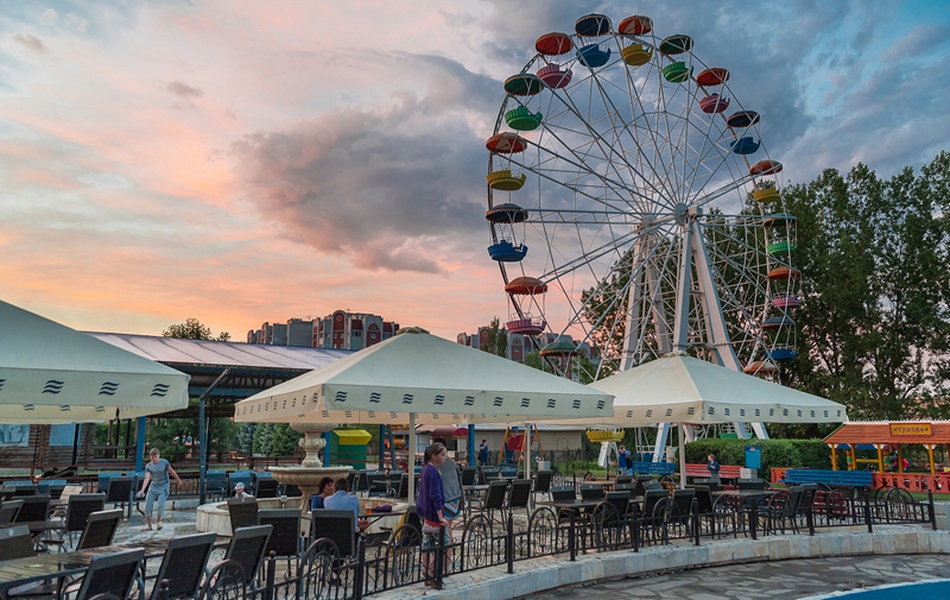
[87,332,352,417]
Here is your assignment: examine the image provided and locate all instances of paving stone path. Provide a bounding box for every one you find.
[522,553,950,599]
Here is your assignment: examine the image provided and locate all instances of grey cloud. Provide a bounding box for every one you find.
[230,54,496,274]
[12,33,47,54]
[165,80,204,99]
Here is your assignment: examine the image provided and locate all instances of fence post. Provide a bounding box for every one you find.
[864,491,873,533]
[263,551,276,600]
[928,490,937,531]
[749,500,758,540]
[355,537,366,599]
[568,509,577,561]
[807,498,815,536]
[506,513,515,574]
[435,524,446,589]
[691,497,700,546]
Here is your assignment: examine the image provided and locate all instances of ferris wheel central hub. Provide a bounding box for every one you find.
[674,203,692,225]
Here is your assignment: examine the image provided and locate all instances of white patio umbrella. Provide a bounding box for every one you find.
[235,327,613,501]
[0,300,190,423]
[539,352,848,485]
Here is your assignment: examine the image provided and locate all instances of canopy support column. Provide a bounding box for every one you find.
[198,368,230,505]
[678,423,687,489]
[408,413,416,504]
[468,425,476,467]
[135,417,147,472]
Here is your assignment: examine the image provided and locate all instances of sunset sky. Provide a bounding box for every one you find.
[1,1,948,342]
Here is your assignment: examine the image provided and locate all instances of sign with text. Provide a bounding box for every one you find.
[890,422,932,436]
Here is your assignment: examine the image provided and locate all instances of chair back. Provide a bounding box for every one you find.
[633,476,655,497]
[13,494,50,522]
[483,481,508,510]
[151,532,217,600]
[254,478,280,499]
[227,471,254,493]
[258,509,301,557]
[74,548,144,600]
[206,470,228,499]
[797,483,818,514]
[613,483,635,495]
[480,467,500,483]
[67,493,107,532]
[580,484,605,501]
[672,488,696,514]
[352,470,369,493]
[737,478,766,491]
[688,485,714,514]
[283,483,302,497]
[460,467,477,486]
[507,479,532,509]
[12,484,38,497]
[605,490,630,515]
[533,470,553,494]
[227,497,259,533]
[310,510,356,557]
[395,473,418,500]
[58,484,85,503]
[0,524,34,559]
[106,477,133,505]
[615,474,633,485]
[226,524,273,584]
[550,485,576,502]
[0,499,23,524]
[641,489,667,517]
[77,509,123,550]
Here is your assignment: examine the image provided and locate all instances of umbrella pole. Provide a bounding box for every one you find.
[408,413,416,505]
[678,423,687,489]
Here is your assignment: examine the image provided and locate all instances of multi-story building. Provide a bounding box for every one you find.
[247,310,399,350]
[314,310,399,350]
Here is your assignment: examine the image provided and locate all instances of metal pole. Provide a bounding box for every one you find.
[135,417,146,473]
[71,423,82,467]
[197,368,230,506]
[467,424,476,466]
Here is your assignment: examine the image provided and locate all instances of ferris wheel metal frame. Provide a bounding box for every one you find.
[485,13,801,448]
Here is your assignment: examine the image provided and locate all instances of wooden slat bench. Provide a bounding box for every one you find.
[685,463,744,481]
[782,469,873,488]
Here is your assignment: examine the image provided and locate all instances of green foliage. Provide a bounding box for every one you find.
[162,317,231,341]
[251,423,302,457]
[482,317,509,358]
[684,438,834,481]
[237,423,257,454]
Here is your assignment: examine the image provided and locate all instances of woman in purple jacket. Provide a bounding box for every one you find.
[417,440,449,586]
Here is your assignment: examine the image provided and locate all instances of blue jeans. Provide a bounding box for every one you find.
[145,486,169,519]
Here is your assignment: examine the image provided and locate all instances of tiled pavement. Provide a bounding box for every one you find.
[522,554,950,599]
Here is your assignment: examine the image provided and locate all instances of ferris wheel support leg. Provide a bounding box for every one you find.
[731,422,769,439]
[653,423,672,462]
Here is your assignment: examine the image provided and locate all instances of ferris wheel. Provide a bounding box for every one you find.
[485,13,800,435]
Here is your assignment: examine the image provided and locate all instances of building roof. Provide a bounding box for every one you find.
[824,421,950,446]
[87,332,350,370]
[86,332,352,416]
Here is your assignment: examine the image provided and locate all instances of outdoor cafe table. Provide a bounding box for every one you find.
[0,540,169,598]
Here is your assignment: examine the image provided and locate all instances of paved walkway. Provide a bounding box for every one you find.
[521,554,950,600]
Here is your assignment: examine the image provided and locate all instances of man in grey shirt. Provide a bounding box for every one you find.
[138,447,183,531]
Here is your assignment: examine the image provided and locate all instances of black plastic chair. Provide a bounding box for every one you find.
[737,478,767,491]
[550,485,576,502]
[76,509,123,550]
[105,477,134,512]
[61,494,106,548]
[605,490,631,516]
[615,474,633,485]
[0,499,23,524]
[72,548,145,600]
[13,495,50,522]
[198,559,246,600]
[205,471,228,501]
[460,467,477,486]
[254,478,280,499]
[481,480,508,527]
[0,524,34,560]
[258,509,302,558]
[148,532,217,600]
[225,525,273,586]
[310,510,356,558]
[533,470,553,498]
[506,479,532,519]
[227,497,259,533]
[580,484,605,501]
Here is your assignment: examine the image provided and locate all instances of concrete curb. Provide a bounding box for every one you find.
[376,526,950,600]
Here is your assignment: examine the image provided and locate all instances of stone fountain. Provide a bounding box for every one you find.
[267,423,352,510]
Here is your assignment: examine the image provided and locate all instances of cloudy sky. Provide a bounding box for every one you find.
[1,1,948,341]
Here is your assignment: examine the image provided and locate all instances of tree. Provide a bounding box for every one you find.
[163,317,231,341]
[482,317,508,357]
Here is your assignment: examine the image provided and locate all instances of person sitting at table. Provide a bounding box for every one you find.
[323,478,369,532]
[310,476,335,511]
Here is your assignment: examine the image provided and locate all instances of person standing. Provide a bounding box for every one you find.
[433,438,462,552]
[138,447,182,531]
[706,453,721,485]
[478,439,489,466]
[417,441,449,587]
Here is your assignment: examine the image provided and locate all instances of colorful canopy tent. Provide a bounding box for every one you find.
[235,327,613,501]
[538,352,847,485]
[824,421,950,476]
[0,300,190,424]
